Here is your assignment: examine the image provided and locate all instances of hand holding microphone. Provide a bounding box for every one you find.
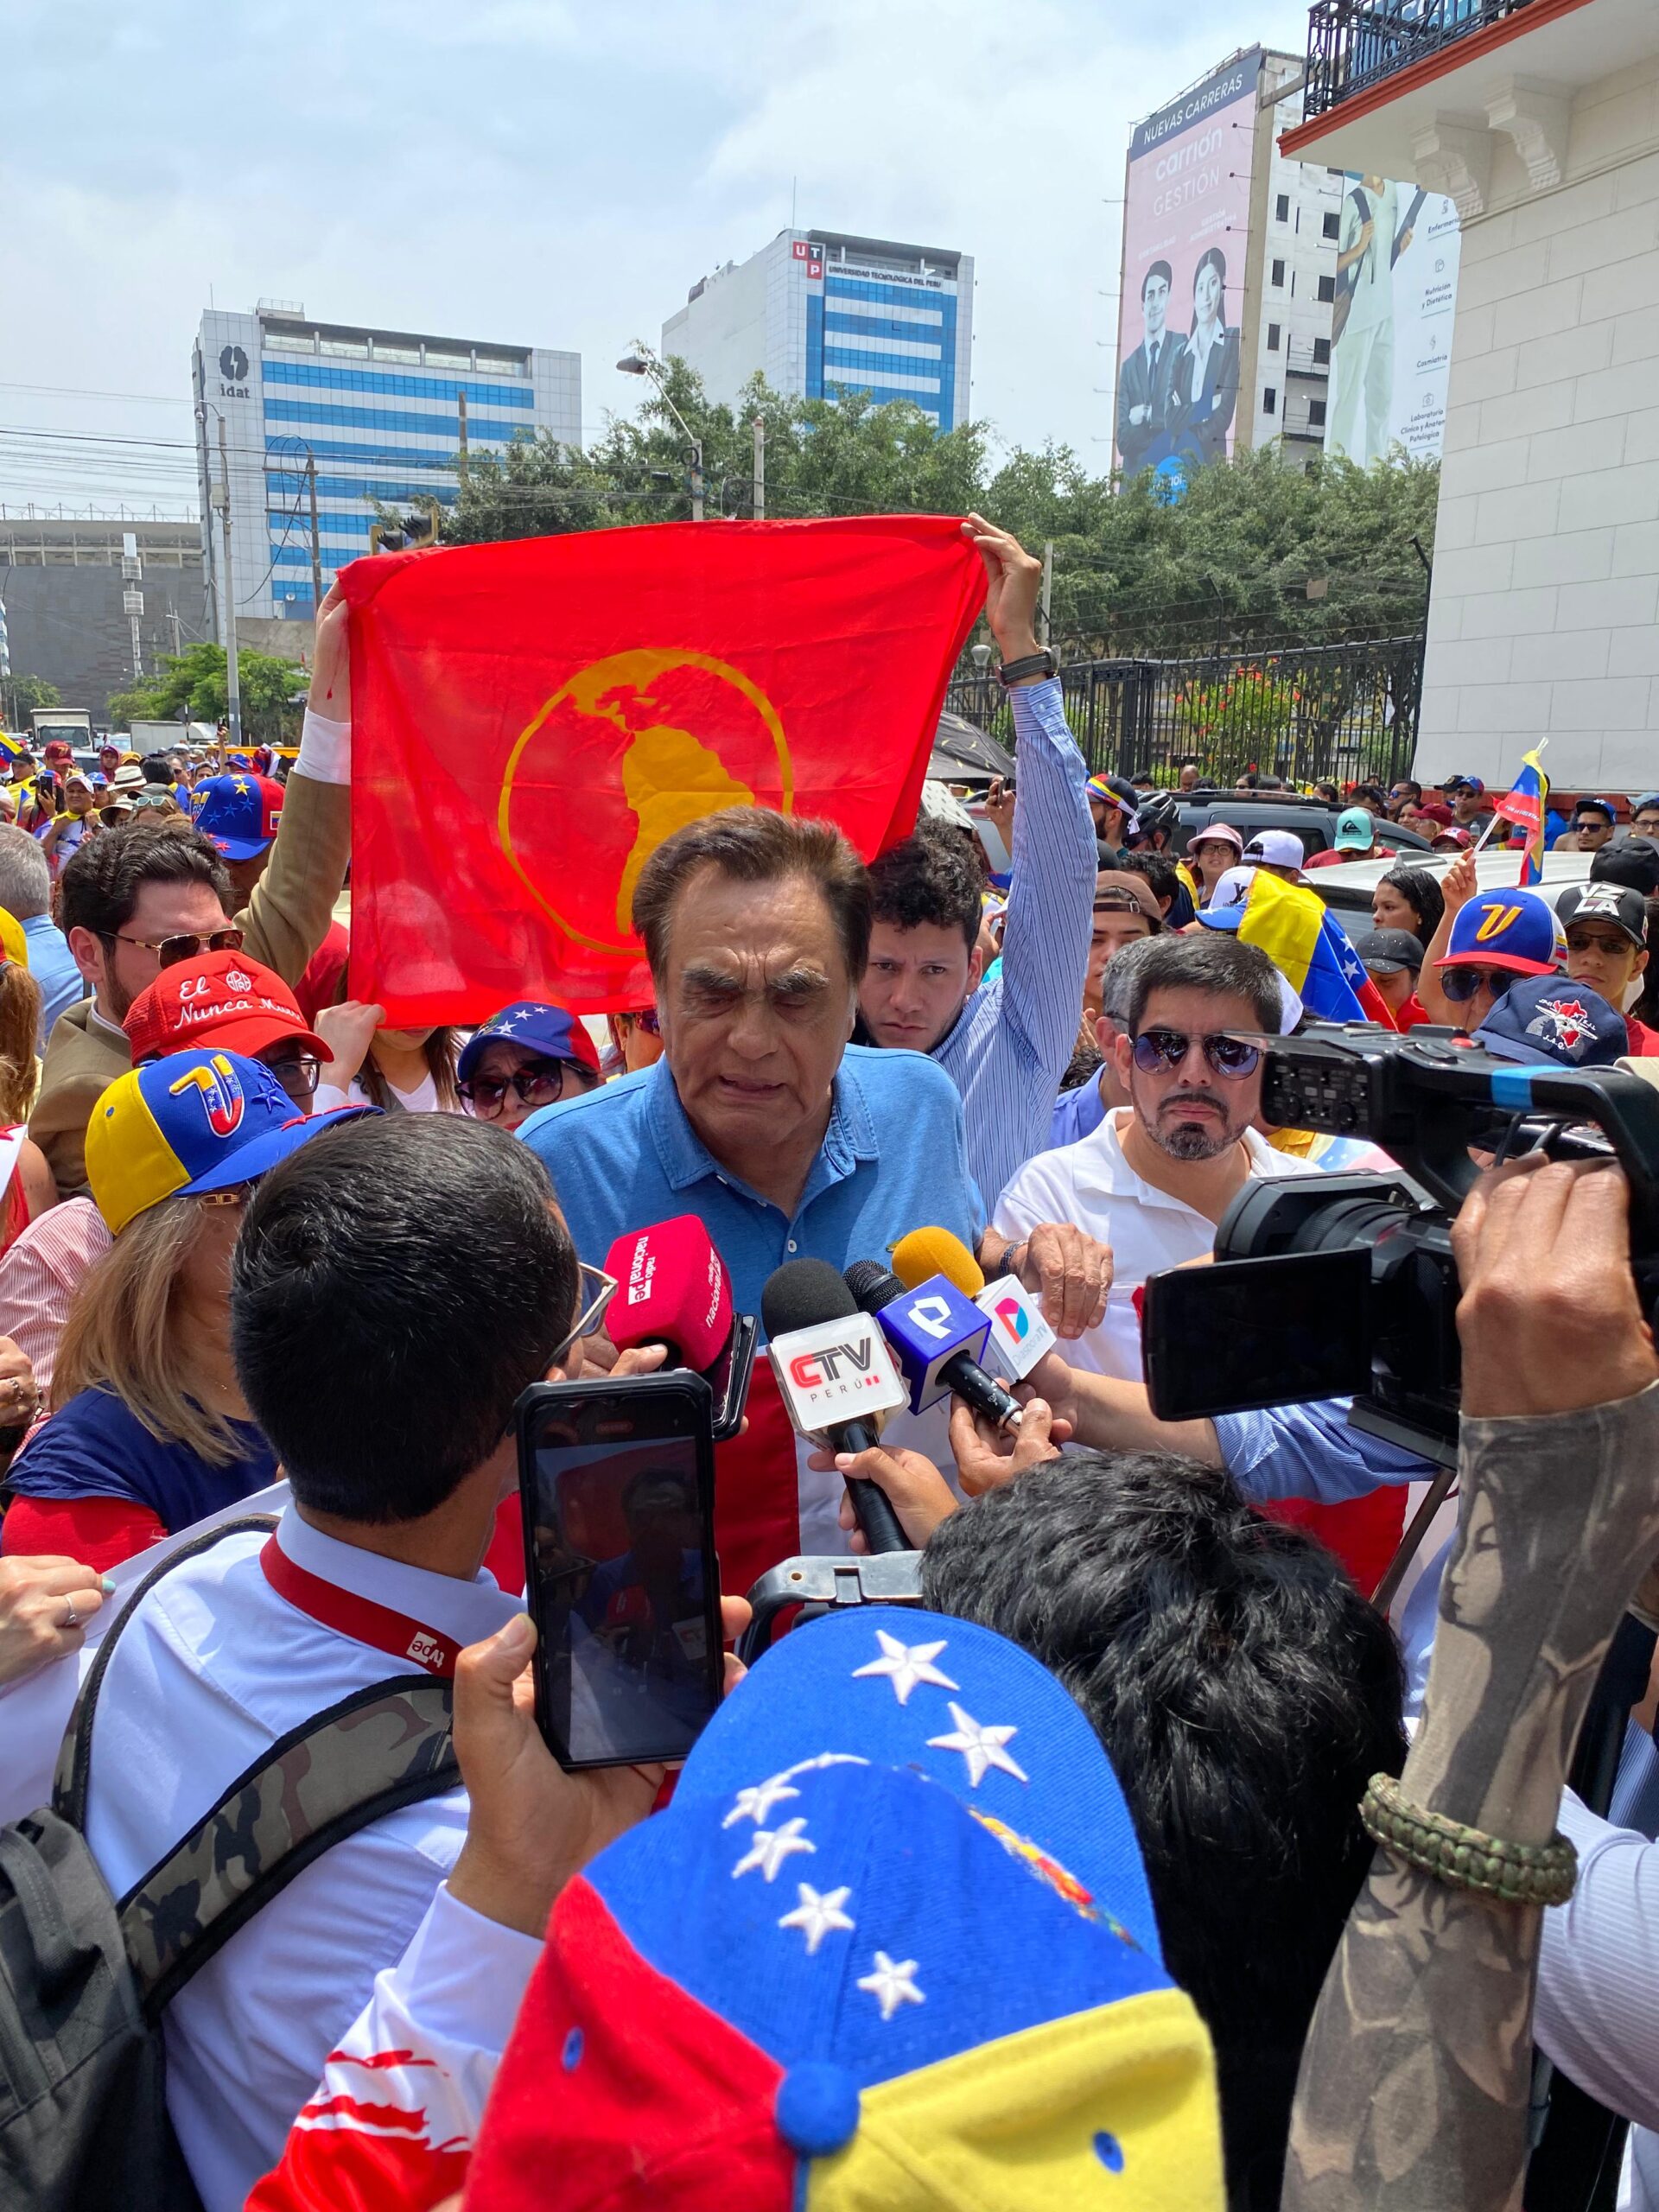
[844,1257,1024,1431]
[889,1225,1059,1383]
[760,1259,912,1556]
[602,1216,757,1439]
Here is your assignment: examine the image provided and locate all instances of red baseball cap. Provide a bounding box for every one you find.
[124,949,327,1064]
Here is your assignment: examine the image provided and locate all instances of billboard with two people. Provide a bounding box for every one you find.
[1115,48,1262,492]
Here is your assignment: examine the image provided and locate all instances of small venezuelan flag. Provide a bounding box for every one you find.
[1201,868,1396,1027]
[0,732,24,766]
[1495,749,1550,886]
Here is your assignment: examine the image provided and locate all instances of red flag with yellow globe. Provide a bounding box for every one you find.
[340,516,987,1020]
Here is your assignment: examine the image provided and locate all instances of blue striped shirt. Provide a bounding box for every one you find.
[930,678,1096,1209]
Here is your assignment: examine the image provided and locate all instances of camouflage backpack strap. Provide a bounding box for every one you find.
[52,1513,283,1827]
[118,1672,456,2018]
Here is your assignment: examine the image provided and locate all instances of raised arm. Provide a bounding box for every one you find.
[1283,1159,1659,2212]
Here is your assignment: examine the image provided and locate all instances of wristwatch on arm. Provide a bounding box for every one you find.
[996,650,1057,690]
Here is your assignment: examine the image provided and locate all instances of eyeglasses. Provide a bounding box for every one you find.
[624,1007,661,1036]
[1130,1027,1262,1078]
[99,925,244,969]
[259,1052,321,1103]
[195,1186,250,1210]
[457,1060,578,1116]
[550,1262,617,1368]
[1440,967,1517,1004]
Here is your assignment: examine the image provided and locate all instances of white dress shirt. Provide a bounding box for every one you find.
[992,1108,1317,1378]
[81,1504,518,2212]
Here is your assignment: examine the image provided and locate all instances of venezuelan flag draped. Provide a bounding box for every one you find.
[1496,748,1550,886]
[340,518,986,1021]
[1203,868,1395,1026]
[0,732,24,766]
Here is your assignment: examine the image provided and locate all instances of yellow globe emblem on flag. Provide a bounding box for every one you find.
[498,649,794,955]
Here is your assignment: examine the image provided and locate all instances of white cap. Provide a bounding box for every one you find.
[1243,829,1305,868]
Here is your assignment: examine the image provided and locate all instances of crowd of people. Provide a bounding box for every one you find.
[0,523,1656,2212]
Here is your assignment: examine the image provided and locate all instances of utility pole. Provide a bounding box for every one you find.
[457,391,470,490]
[215,416,243,751]
[689,441,705,524]
[306,451,323,613]
[752,417,766,520]
[1039,540,1053,651]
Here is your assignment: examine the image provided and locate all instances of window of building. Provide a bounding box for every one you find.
[264,327,315,353]
[1309,399,1327,427]
[1322,211,1340,240]
[373,343,422,365]
[320,337,368,359]
[1275,193,1290,222]
[1268,321,1281,351]
[1271,257,1286,287]
[1263,386,1278,415]
[1317,274,1336,303]
[425,347,473,371]
[1313,336,1331,365]
[475,352,526,377]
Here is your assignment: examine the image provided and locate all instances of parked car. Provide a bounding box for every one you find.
[1171,795,1433,861]
[1299,844,1594,925]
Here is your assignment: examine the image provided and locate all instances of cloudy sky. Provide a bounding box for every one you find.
[3,0,1307,517]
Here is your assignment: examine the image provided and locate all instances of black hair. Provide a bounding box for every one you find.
[1118,931,1281,1037]
[1143,259,1173,298]
[60,817,232,939]
[1094,837,1119,869]
[921,1452,1405,2211]
[866,822,982,957]
[632,806,873,984]
[1376,864,1445,945]
[231,1116,580,1523]
[1114,848,1178,910]
[140,753,176,786]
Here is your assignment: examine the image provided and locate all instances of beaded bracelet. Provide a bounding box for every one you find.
[1360,1772,1578,1907]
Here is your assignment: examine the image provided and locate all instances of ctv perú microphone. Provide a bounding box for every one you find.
[604,1215,734,1374]
[760,1258,910,1556]
[891,1224,1057,1386]
[844,1259,1023,1431]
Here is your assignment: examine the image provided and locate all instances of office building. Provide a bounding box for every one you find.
[1113,48,1459,482]
[1284,0,1659,789]
[192,303,582,629]
[662,231,973,431]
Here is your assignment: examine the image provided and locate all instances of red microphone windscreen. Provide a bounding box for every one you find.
[602,1215,733,1373]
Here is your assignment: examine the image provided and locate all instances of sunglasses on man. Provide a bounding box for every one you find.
[1440,967,1517,1004]
[1129,1027,1262,1078]
[98,926,245,969]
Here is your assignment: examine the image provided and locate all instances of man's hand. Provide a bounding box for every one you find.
[1440,846,1478,916]
[1453,1157,1658,1418]
[310,579,350,720]
[810,1440,959,1552]
[1014,1223,1112,1338]
[947,1393,1065,1498]
[448,1599,751,1940]
[1129,403,1149,427]
[315,999,385,1089]
[984,775,1016,844]
[0,1556,111,1687]
[1356,218,1376,253]
[960,514,1043,667]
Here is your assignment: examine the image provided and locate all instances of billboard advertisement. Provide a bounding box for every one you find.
[1115,49,1262,488]
[1327,176,1461,467]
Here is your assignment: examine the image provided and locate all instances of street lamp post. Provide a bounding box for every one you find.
[617,346,704,521]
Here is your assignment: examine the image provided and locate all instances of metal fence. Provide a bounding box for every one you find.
[1303,0,1536,120]
[947,635,1423,790]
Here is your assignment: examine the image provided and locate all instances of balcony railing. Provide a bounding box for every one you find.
[1282,406,1329,442]
[1287,341,1332,378]
[1303,0,1537,118]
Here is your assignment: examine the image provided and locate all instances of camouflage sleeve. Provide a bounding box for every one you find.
[1284,1380,1659,2212]
[246,1883,540,2212]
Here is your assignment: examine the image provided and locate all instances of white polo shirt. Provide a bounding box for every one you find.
[992,1107,1318,1379]
[81,1504,518,2212]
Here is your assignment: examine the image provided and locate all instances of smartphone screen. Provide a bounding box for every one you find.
[1141,1249,1372,1421]
[518,1377,722,1770]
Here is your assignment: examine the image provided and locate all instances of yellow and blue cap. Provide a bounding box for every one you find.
[467,1606,1223,2210]
[86,1047,375,1235]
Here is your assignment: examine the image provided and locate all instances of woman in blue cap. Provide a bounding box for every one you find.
[455,1000,602,1135]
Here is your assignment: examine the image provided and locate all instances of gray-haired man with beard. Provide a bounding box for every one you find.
[992,934,1315,1379]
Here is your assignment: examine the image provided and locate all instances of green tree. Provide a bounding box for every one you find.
[107,642,307,744]
[3,672,61,724]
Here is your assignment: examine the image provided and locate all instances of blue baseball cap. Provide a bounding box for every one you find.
[86,1048,376,1235]
[1333,804,1375,851]
[190,772,285,861]
[1474,976,1628,1069]
[456,1000,601,1084]
[1438,887,1561,976]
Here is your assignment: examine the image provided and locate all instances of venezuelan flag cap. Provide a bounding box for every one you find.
[86,1047,376,1235]
[1439,887,1561,976]
[467,1605,1224,2211]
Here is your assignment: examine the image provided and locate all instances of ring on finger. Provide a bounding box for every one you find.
[60,1598,80,1630]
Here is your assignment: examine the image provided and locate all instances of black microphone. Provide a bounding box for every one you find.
[843,1259,1024,1432]
[760,1258,910,1556]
